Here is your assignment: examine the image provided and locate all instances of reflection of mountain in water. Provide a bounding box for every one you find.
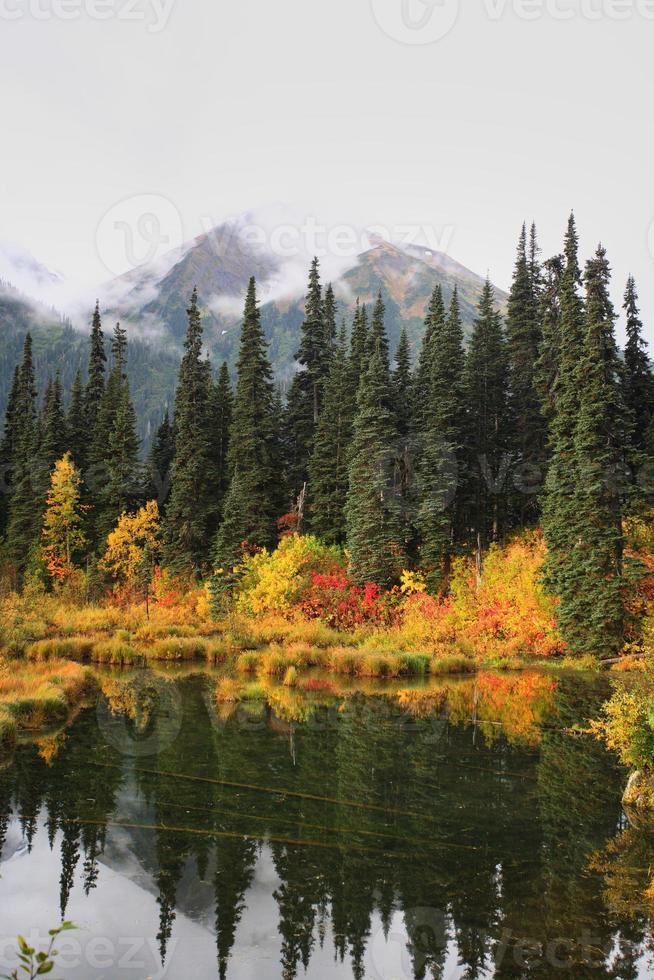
[0,672,652,980]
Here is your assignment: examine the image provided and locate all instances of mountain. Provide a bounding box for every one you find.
[104,215,508,384]
[0,280,179,446]
[0,212,508,447]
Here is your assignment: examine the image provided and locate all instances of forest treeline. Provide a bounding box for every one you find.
[0,213,652,659]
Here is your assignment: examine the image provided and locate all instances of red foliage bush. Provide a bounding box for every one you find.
[299,571,394,630]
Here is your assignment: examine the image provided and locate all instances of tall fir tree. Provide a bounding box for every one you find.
[367,290,391,370]
[35,374,68,512]
[209,361,234,533]
[66,371,87,470]
[308,323,355,544]
[285,258,330,497]
[412,285,445,434]
[542,214,586,598]
[98,381,141,543]
[83,301,107,448]
[345,343,405,587]
[416,287,466,583]
[211,278,280,580]
[622,275,654,467]
[349,300,368,390]
[323,283,337,353]
[0,365,20,536]
[535,254,564,426]
[559,247,627,657]
[4,334,40,572]
[145,410,175,511]
[461,280,509,554]
[392,327,412,438]
[505,223,546,525]
[163,288,216,575]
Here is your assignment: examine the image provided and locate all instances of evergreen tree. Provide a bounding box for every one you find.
[285,258,329,496]
[461,280,509,553]
[163,288,216,575]
[416,287,466,583]
[210,361,234,531]
[98,382,141,543]
[308,323,355,544]
[83,301,106,442]
[535,254,564,425]
[66,371,86,470]
[622,276,654,465]
[145,410,175,511]
[349,300,368,391]
[412,286,445,434]
[0,366,20,536]
[211,278,280,581]
[367,290,391,371]
[39,374,68,473]
[505,223,546,525]
[346,344,405,587]
[110,321,127,376]
[323,283,337,353]
[392,327,412,438]
[561,246,627,657]
[542,214,586,598]
[4,335,40,572]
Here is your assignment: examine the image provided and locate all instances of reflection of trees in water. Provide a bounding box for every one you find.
[0,672,651,979]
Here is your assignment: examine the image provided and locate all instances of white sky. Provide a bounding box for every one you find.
[1,0,653,341]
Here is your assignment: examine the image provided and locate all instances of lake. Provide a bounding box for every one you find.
[0,668,652,979]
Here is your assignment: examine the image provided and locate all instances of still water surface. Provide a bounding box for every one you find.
[0,669,653,979]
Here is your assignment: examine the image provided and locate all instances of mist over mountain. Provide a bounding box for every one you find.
[0,210,507,446]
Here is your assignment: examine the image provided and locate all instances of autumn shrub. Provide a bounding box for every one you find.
[283,665,298,687]
[592,680,654,770]
[300,571,395,630]
[450,533,564,659]
[235,535,343,616]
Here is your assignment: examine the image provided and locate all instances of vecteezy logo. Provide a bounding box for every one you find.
[96,671,183,757]
[95,193,183,277]
[370,0,459,44]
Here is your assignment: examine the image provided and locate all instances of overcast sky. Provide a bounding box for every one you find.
[1,0,653,341]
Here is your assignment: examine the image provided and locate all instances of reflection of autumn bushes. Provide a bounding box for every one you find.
[397,671,558,746]
[589,821,654,918]
[212,669,559,747]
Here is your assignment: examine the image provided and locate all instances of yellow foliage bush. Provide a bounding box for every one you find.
[235,535,342,616]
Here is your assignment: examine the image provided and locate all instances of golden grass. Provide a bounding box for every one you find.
[0,659,96,730]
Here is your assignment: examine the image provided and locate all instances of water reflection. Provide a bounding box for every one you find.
[0,670,652,979]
